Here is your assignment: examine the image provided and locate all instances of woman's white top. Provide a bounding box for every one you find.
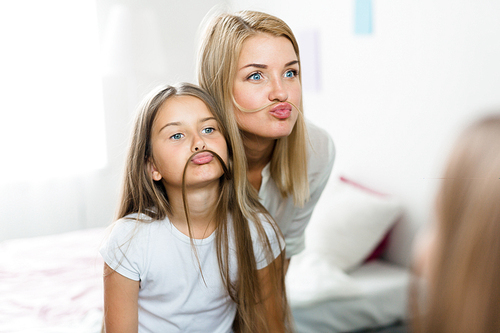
[100,213,283,333]
[259,120,335,258]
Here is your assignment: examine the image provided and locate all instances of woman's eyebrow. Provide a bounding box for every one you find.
[240,63,267,70]
[240,60,299,70]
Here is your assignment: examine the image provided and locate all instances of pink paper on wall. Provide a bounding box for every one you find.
[296,29,322,93]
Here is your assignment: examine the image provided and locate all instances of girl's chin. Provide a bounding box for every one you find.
[186,170,225,186]
[164,170,224,190]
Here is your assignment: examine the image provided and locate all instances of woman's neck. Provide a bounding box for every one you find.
[166,184,219,239]
[241,133,276,191]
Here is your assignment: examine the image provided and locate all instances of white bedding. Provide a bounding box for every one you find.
[290,260,410,333]
[0,227,409,333]
[0,228,106,333]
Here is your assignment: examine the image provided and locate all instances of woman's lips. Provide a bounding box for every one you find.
[270,102,292,119]
[191,152,214,165]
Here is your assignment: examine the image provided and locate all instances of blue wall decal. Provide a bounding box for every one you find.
[355,0,373,35]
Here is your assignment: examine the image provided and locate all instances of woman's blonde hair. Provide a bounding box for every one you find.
[197,10,309,206]
[412,114,500,333]
[116,83,291,332]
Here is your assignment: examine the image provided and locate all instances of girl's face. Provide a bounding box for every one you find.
[149,95,228,190]
[232,33,301,141]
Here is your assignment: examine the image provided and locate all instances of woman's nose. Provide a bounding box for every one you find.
[268,78,288,102]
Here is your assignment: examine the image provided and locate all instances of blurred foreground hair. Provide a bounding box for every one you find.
[412,114,500,333]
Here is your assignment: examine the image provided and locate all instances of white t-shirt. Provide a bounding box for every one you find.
[100,213,283,333]
[259,120,335,258]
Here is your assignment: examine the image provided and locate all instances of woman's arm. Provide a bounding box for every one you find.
[103,263,140,333]
[283,121,335,259]
[257,253,287,332]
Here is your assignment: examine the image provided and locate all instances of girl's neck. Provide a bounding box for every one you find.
[166,184,219,239]
[241,133,276,191]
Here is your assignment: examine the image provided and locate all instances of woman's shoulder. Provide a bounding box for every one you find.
[306,120,334,147]
[305,119,336,175]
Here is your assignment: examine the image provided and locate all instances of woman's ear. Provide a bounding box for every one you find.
[147,158,163,181]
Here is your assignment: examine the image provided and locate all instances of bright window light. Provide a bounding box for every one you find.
[0,1,107,183]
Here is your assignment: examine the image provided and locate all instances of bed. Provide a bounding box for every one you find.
[289,260,409,333]
[0,177,410,333]
[286,175,411,332]
[0,227,105,333]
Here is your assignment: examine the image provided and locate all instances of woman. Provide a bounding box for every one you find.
[411,115,500,333]
[198,10,335,265]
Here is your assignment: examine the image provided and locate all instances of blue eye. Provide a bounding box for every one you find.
[285,70,297,78]
[248,72,262,81]
[170,133,183,140]
[202,127,215,134]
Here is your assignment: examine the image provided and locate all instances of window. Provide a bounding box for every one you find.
[0,1,106,182]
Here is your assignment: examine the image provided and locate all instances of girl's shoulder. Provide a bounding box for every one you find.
[100,214,170,281]
[247,213,284,247]
[113,212,154,230]
[105,213,166,245]
[226,212,280,243]
[244,212,284,268]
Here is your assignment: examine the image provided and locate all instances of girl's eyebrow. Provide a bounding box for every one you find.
[158,117,216,133]
[200,116,216,123]
[159,121,181,133]
[239,60,299,70]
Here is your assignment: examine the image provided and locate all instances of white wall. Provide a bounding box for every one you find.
[3,0,500,268]
[0,0,224,241]
[232,0,500,265]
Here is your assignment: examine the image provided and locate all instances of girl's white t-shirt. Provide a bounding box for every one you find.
[100,213,283,333]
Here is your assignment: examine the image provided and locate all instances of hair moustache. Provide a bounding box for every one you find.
[182,149,231,182]
[179,149,231,286]
[232,97,303,116]
[180,149,232,225]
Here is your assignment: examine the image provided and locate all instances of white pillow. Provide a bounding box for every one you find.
[305,177,403,272]
[286,250,362,307]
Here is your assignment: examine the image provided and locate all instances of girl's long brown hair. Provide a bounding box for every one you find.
[116,83,291,332]
[411,114,500,333]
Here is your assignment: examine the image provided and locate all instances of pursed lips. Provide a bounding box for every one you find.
[269,102,292,119]
[191,152,214,165]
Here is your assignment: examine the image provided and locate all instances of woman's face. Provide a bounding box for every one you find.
[232,33,301,141]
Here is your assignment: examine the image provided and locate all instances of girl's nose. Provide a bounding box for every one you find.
[192,135,206,152]
[268,78,288,102]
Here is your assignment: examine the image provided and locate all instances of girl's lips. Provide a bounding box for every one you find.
[191,152,214,165]
[270,103,292,120]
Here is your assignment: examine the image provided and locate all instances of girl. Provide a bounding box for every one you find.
[411,114,500,332]
[100,83,291,332]
[198,10,336,267]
